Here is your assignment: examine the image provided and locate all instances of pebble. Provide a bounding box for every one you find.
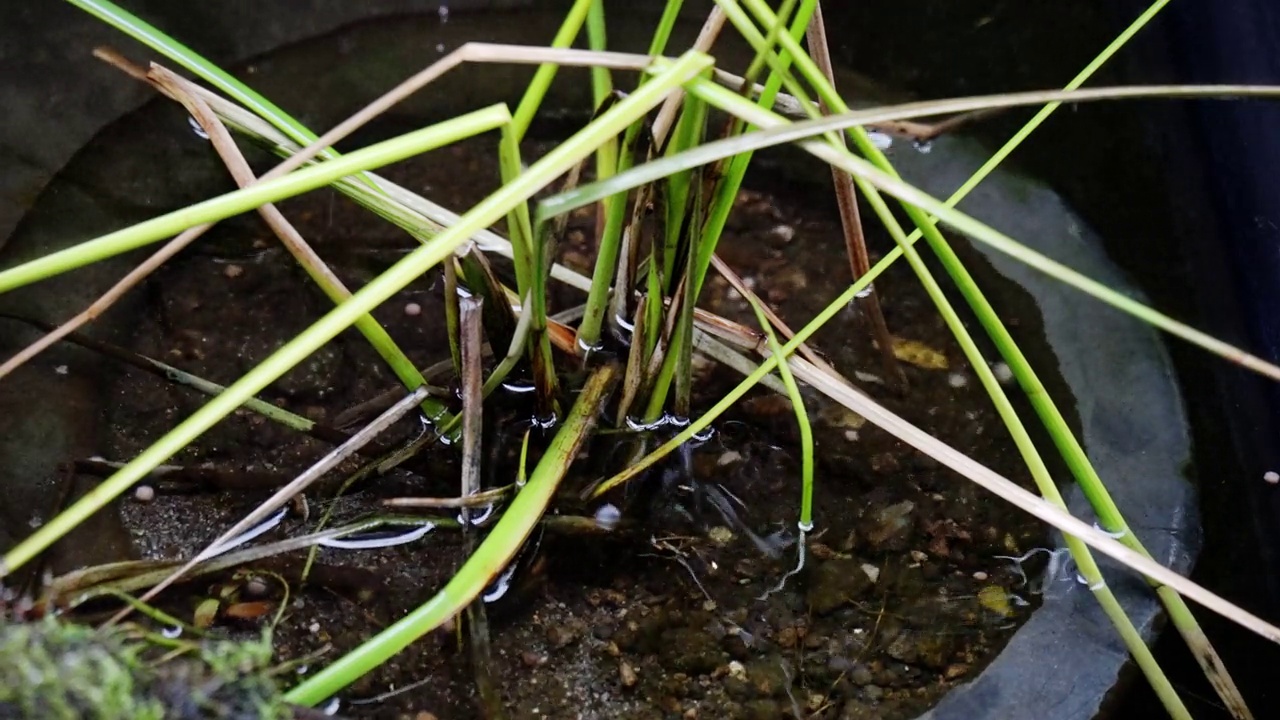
[972,570,989,581]
[948,372,968,388]
[619,661,638,688]
[133,485,156,503]
[404,302,422,316]
[991,361,1014,384]
[1265,471,1279,485]
[223,264,243,279]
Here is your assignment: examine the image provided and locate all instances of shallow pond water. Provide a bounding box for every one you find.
[0,7,1171,720]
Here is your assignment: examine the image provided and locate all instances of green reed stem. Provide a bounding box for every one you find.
[0,107,505,294]
[510,0,595,140]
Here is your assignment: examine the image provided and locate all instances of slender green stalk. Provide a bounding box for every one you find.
[0,49,712,579]
[586,0,619,189]
[577,0,689,350]
[711,2,1200,712]
[0,107,509,294]
[285,365,618,706]
[690,0,816,299]
[163,74,450,423]
[510,0,595,140]
[745,299,814,530]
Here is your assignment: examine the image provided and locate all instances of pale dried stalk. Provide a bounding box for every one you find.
[651,6,728,145]
[805,2,904,389]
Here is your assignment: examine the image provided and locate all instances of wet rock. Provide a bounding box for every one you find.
[743,699,781,720]
[850,664,874,686]
[885,630,963,671]
[841,698,876,719]
[860,500,916,553]
[743,656,792,698]
[546,618,586,650]
[659,627,726,675]
[806,559,874,615]
[619,660,638,688]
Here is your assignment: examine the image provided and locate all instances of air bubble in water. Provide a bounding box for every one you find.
[531,412,558,430]
[438,5,450,23]
[459,504,496,526]
[594,503,621,530]
[322,698,342,716]
[482,563,519,603]
[867,131,893,150]
[187,116,209,140]
[161,625,183,639]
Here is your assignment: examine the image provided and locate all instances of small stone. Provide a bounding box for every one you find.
[414,713,439,720]
[521,651,547,667]
[948,372,968,388]
[619,661,638,688]
[945,663,970,680]
[404,302,422,316]
[850,664,874,686]
[728,660,747,681]
[991,361,1014,384]
[684,709,699,719]
[133,485,156,503]
[864,685,885,702]
[807,559,874,615]
[972,571,989,581]
[708,526,734,546]
[223,264,244,279]
[768,224,796,243]
[861,501,916,553]
[776,626,798,649]
[1265,471,1279,485]
[546,620,584,649]
[909,550,928,564]
[861,564,881,583]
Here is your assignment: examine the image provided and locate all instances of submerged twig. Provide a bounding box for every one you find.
[0,313,389,454]
[459,294,505,719]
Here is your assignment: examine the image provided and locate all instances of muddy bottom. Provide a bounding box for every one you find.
[36,120,1053,720]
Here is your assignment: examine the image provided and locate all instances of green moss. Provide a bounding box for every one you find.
[0,618,292,720]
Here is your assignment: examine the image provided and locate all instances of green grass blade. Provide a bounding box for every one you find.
[68,0,337,159]
[510,0,595,140]
[0,106,509,293]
